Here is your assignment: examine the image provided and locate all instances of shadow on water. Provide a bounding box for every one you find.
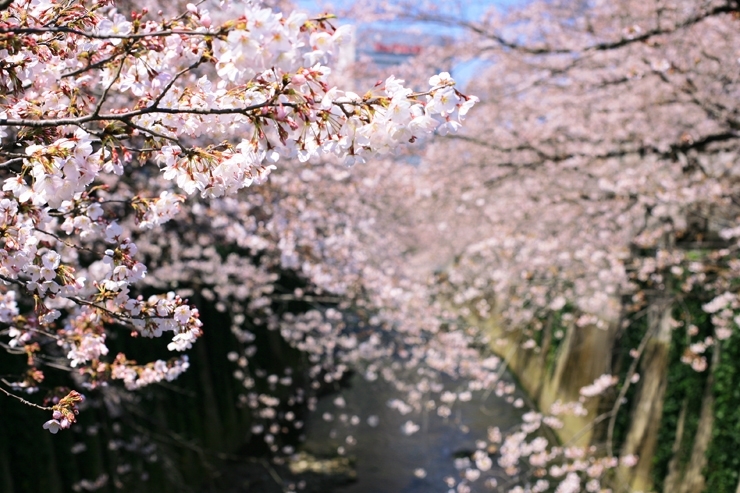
[302,372,525,493]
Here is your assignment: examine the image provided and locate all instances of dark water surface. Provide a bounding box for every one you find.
[302,373,524,493]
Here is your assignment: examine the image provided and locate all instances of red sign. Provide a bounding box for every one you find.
[372,42,423,55]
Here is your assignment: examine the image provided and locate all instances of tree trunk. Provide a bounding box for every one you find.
[662,398,688,492]
[617,300,673,492]
[676,342,718,493]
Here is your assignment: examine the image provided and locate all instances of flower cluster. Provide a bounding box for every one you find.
[43,390,85,434]
[0,0,477,434]
[110,354,191,390]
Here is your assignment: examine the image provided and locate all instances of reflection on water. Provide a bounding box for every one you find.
[302,373,524,492]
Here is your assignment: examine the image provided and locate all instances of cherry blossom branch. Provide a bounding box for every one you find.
[0,26,217,39]
[148,59,206,110]
[0,13,341,38]
[414,1,739,55]
[0,0,477,441]
[564,410,616,448]
[2,325,62,341]
[33,227,101,255]
[90,45,133,118]
[0,101,284,127]
[0,381,52,410]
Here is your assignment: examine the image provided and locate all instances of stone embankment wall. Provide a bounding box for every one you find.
[474,299,726,493]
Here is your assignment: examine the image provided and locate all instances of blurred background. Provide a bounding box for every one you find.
[2,0,739,492]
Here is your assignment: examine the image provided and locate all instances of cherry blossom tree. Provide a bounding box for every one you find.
[0,0,478,441]
[333,0,740,491]
[5,0,739,490]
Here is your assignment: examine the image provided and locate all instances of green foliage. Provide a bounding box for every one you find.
[651,299,710,491]
[705,328,740,491]
[635,290,740,493]
[608,309,648,453]
[684,250,711,262]
[542,307,572,378]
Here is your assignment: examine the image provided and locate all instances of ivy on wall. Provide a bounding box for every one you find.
[651,298,710,492]
[705,328,740,491]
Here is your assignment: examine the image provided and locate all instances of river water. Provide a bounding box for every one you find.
[301,372,525,492]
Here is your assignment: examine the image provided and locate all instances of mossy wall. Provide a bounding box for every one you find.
[477,291,740,493]
[475,308,617,448]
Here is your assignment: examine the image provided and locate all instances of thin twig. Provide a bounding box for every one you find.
[0,380,52,410]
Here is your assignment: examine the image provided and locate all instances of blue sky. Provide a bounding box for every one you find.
[293,0,521,86]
